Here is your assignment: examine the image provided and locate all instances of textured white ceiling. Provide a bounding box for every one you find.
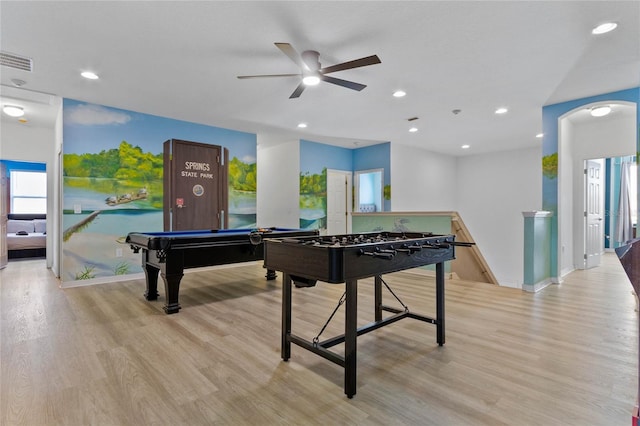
[1,1,638,156]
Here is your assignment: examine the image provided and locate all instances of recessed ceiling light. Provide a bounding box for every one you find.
[297,123,307,128]
[461,145,470,149]
[3,105,24,117]
[536,133,544,138]
[409,127,418,133]
[592,22,618,35]
[590,105,612,117]
[81,71,99,80]
[495,107,508,114]
[393,90,406,98]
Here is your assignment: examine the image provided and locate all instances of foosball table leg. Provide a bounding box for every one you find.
[374,275,382,322]
[436,262,445,346]
[344,279,358,398]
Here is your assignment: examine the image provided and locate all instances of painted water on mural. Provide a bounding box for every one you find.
[62,181,256,280]
[62,210,153,281]
[299,194,326,229]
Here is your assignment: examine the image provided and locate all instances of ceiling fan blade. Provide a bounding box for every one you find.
[275,42,305,68]
[320,75,367,91]
[320,55,381,74]
[289,82,306,99]
[237,74,300,79]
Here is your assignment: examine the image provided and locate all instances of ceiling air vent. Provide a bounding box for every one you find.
[0,52,33,72]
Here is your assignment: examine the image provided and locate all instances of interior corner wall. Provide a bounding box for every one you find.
[0,118,59,271]
[390,144,457,211]
[256,137,300,228]
[457,146,542,288]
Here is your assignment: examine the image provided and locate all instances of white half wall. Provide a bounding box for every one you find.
[391,144,458,211]
[256,137,300,228]
[457,147,542,288]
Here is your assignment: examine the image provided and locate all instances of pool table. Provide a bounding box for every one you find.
[126,227,318,314]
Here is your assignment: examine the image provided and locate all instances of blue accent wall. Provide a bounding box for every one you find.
[300,139,353,173]
[1,160,46,175]
[353,142,391,211]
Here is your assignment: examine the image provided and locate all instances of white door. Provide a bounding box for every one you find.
[585,160,604,269]
[326,170,351,235]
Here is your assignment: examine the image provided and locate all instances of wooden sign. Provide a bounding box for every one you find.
[163,139,228,231]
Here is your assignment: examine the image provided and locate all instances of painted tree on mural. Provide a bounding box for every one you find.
[63,141,162,179]
[300,167,327,195]
[228,156,256,191]
[542,152,558,180]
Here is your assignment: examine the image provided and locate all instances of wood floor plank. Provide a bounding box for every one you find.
[1,254,637,425]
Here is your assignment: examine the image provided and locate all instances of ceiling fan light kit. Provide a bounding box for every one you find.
[237,42,381,98]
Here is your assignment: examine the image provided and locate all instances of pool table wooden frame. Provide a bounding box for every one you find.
[126,228,318,314]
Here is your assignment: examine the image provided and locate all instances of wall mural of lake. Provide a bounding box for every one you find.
[62,99,256,282]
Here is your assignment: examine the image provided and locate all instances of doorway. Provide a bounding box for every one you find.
[355,168,383,213]
[558,101,636,275]
[0,159,48,264]
[584,159,604,269]
[326,169,352,235]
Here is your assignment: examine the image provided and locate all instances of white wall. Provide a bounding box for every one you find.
[390,144,458,211]
[52,106,63,277]
[1,114,61,271]
[559,118,575,277]
[256,137,300,228]
[457,147,542,288]
[391,143,542,288]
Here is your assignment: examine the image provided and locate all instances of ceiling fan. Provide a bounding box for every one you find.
[237,42,381,99]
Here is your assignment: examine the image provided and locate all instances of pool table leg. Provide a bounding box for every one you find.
[160,272,183,314]
[281,273,292,361]
[265,269,277,280]
[142,263,160,301]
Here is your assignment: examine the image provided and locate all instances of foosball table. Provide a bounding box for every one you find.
[263,231,472,398]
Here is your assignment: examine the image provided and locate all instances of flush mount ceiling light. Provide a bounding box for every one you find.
[81,71,99,80]
[297,123,308,128]
[590,105,612,117]
[536,133,544,138]
[592,22,618,35]
[393,90,406,98]
[495,107,508,114]
[409,127,418,133]
[461,145,470,149]
[3,105,24,117]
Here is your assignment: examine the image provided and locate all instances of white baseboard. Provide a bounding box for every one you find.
[522,277,554,293]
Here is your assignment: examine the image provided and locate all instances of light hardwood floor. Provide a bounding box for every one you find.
[1,253,637,425]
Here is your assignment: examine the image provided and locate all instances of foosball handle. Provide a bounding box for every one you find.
[358,249,394,260]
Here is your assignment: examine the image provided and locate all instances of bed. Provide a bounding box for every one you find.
[7,213,46,259]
